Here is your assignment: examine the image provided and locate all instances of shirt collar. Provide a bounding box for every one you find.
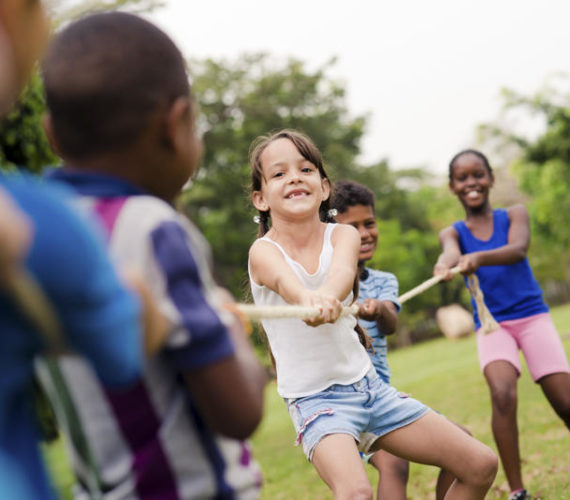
[44,167,147,198]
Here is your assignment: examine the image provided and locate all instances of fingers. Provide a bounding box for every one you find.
[433,264,454,282]
[303,293,342,326]
[357,299,377,321]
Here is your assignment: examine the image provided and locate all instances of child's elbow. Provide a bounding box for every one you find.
[512,245,528,262]
[214,400,264,440]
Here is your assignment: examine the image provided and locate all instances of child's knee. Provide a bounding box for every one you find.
[490,383,517,414]
[470,446,498,488]
[335,481,373,500]
[377,454,409,483]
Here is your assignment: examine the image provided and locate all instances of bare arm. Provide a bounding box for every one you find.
[433,225,462,281]
[183,307,268,440]
[358,299,398,335]
[249,224,360,325]
[0,190,32,283]
[325,224,361,301]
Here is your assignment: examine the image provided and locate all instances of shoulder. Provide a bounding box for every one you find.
[505,204,529,221]
[249,237,281,263]
[117,196,198,246]
[366,268,398,284]
[120,195,179,227]
[331,222,360,244]
[438,224,459,240]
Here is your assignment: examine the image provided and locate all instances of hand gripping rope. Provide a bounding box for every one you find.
[233,266,500,335]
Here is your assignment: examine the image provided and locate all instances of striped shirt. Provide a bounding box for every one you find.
[358,268,400,383]
[41,169,262,500]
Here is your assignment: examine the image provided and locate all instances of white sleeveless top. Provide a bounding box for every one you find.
[249,223,372,398]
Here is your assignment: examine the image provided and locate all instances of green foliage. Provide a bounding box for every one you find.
[181,54,368,295]
[0,72,58,173]
[183,54,433,301]
[479,75,570,292]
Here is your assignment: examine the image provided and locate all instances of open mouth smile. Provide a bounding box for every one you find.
[286,190,309,199]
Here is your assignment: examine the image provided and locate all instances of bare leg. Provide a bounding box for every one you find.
[377,411,497,500]
[538,372,570,430]
[484,360,522,492]
[312,433,373,500]
[369,450,408,500]
[436,422,472,500]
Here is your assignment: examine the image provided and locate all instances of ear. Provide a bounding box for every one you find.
[252,190,269,212]
[321,177,331,201]
[42,113,63,158]
[163,96,192,152]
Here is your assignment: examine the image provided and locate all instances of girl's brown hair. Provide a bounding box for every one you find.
[248,129,334,237]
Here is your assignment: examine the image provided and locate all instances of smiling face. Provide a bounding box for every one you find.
[252,137,330,221]
[335,204,378,265]
[449,152,494,212]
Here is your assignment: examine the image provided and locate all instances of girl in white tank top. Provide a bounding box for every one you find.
[247,130,498,499]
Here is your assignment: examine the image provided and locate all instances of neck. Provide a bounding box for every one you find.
[268,214,324,248]
[464,201,493,219]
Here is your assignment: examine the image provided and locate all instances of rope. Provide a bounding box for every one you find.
[4,269,65,351]
[234,266,499,335]
[233,303,359,322]
[397,266,499,335]
[397,266,461,304]
[466,274,500,334]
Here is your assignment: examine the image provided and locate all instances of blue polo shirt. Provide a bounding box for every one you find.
[0,173,142,500]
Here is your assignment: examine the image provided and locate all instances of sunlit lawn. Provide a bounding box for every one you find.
[45,304,570,499]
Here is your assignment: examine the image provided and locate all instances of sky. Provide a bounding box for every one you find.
[149,0,569,175]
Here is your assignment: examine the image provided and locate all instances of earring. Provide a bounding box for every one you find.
[327,208,338,218]
[253,215,261,224]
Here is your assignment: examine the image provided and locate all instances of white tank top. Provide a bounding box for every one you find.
[249,223,372,398]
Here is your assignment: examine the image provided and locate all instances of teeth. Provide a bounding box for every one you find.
[466,191,480,199]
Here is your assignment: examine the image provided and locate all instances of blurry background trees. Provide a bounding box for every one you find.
[1,22,568,344]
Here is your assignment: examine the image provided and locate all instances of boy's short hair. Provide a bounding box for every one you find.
[42,11,190,160]
[331,179,375,213]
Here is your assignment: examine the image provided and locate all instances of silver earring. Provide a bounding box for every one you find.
[327,208,338,218]
[253,215,261,224]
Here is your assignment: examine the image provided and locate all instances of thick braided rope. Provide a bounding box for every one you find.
[235,266,500,335]
[397,266,499,335]
[233,303,359,322]
[466,274,500,334]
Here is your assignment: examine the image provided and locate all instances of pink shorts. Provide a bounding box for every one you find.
[476,312,570,382]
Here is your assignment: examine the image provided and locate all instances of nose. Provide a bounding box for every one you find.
[358,224,369,239]
[287,170,301,183]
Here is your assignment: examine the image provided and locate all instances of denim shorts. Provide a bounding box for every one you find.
[285,369,430,461]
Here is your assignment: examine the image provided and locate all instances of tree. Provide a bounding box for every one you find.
[0,73,57,172]
[478,75,570,296]
[181,54,369,295]
[0,0,164,173]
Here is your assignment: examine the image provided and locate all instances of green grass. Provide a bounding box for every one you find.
[45,304,570,499]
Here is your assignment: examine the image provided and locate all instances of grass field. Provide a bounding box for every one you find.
[45,304,570,499]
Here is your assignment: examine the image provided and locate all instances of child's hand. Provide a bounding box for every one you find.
[358,299,382,321]
[301,291,342,327]
[457,253,481,275]
[213,287,252,340]
[433,263,455,281]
